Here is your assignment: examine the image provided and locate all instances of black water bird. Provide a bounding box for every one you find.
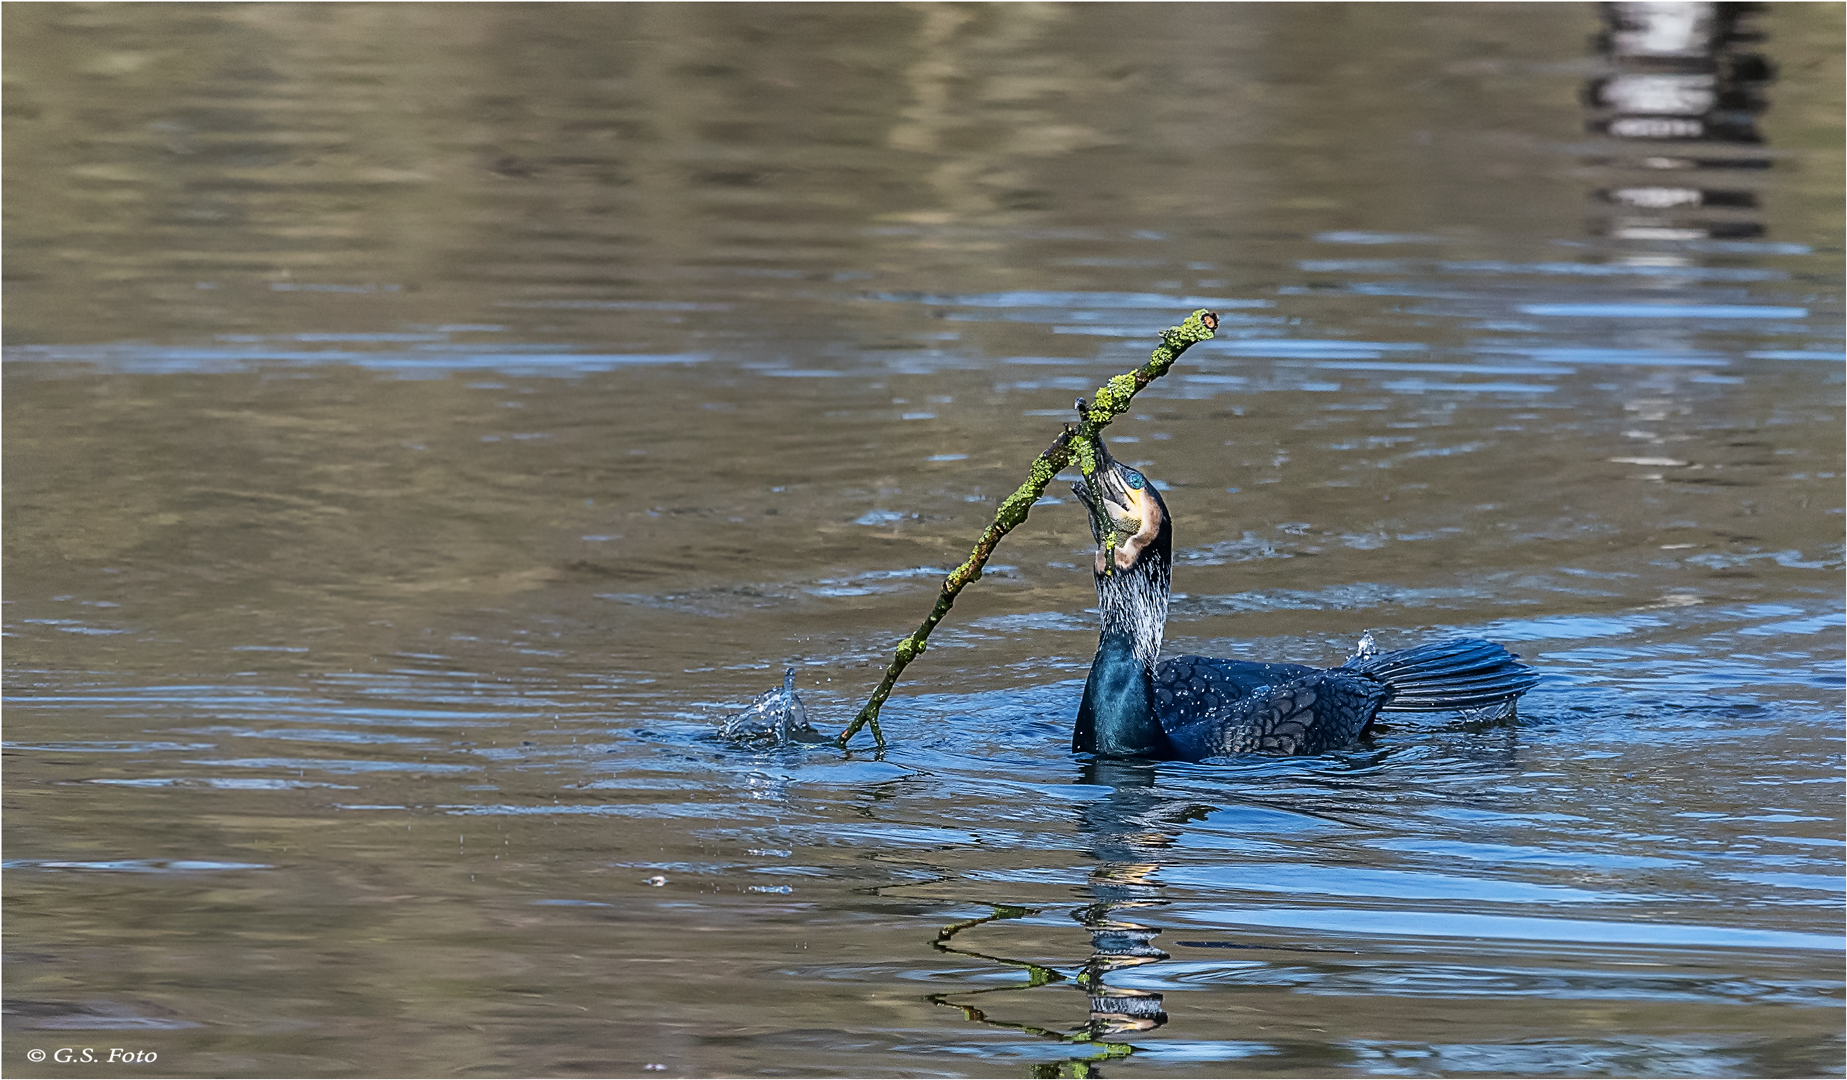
[1070,434,1538,760]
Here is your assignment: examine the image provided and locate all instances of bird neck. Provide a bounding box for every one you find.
[1097,545,1169,668]
[1073,552,1171,758]
[1075,633,1165,758]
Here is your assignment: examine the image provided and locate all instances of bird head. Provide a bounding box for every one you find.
[1072,433,1170,577]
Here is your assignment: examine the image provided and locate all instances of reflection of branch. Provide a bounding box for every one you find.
[925,994,1133,1077]
[838,310,1219,749]
[929,904,1142,1069]
[926,996,1134,1078]
[932,905,1069,991]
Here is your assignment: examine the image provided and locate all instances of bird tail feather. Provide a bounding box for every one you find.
[1345,638,1539,712]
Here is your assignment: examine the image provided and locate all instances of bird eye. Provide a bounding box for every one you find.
[1125,471,1144,490]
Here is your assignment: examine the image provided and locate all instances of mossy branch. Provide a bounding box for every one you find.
[837,309,1218,749]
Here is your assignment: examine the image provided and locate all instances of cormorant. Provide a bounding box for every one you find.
[1070,434,1539,760]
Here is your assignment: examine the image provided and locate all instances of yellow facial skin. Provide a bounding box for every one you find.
[1093,482,1163,574]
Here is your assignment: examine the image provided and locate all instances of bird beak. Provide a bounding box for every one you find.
[1074,435,1122,538]
[1072,435,1156,574]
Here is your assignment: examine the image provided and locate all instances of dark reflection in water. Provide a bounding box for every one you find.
[929,763,1187,1075]
[1073,765,1178,1045]
[1586,1,1777,242]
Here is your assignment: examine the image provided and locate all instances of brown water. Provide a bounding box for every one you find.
[4,4,1843,1077]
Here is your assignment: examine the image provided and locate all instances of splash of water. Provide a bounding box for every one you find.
[718,668,827,748]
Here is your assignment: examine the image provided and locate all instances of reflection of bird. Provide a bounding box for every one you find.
[1070,434,1539,761]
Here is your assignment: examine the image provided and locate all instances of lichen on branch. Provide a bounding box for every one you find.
[837,309,1218,750]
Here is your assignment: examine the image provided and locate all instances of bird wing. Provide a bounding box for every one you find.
[1155,659,1389,759]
